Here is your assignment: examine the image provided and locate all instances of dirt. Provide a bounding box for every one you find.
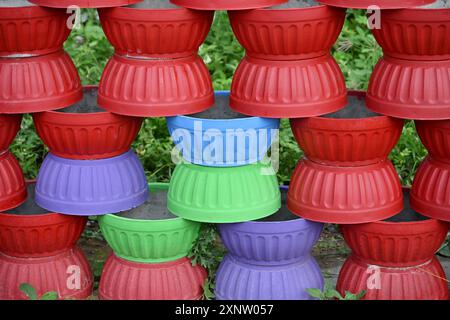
[322,94,380,119]
[191,94,248,120]
[270,0,321,8]
[115,190,176,220]
[127,0,179,8]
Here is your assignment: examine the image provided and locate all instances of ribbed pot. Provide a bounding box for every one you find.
[35,150,149,216]
[99,255,207,300]
[0,151,27,212]
[167,162,281,223]
[99,5,213,59]
[0,50,83,113]
[98,183,201,263]
[291,91,404,166]
[33,87,143,160]
[28,0,143,8]
[228,5,346,60]
[0,247,93,300]
[318,0,436,9]
[415,120,450,163]
[0,114,21,152]
[171,0,288,10]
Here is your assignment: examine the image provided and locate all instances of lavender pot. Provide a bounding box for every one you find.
[35,150,149,216]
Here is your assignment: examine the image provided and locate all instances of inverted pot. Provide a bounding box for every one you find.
[99,255,207,300]
[288,159,403,224]
[291,91,404,166]
[415,120,450,164]
[98,183,201,263]
[33,87,143,160]
[170,0,287,10]
[0,247,93,300]
[166,91,280,167]
[98,54,214,117]
[35,150,149,216]
[0,114,22,152]
[0,50,83,113]
[318,0,436,9]
[28,0,143,8]
[230,55,347,118]
[167,162,281,223]
[0,151,27,212]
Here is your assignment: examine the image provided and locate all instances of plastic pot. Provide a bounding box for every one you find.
[166,92,280,167]
[35,150,149,216]
[98,255,207,300]
[0,247,93,300]
[167,162,281,223]
[98,183,201,263]
[287,159,403,224]
[33,87,143,160]
[98,54,214,117]
[0,51,83,113]
[0,151,27,212]
[230,55,347,118]
[0,114,22,152]
[170,0,287,10]
[28,0,143,8]
[0,4,71,57]
[415,120,450,164]
[318,0,435,9]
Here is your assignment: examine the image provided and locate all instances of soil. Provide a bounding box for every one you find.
[420,0,450,8]
[2,184,50,216]
[270,0,321,8]
[127,0,179,8]
[57,89,105,114]
[0,0,34,7]
[192,94,248,120]
[115,190,176,220]
[322,94,380,119]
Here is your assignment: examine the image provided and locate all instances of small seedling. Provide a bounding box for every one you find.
[19,283,59,301]
[307,282,366,300]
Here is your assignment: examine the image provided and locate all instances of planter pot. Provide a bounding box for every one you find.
[99,255,207,300]
[288,159,403,224]
[291,91,404,166]
[0,114,21,152]
[33,87,143,160]
[35,150,149,216]
[166,92,280,167]
[98,54,214,117]
[0,151,27,212]
[98,183,201,263]
[167,162,281,223]
[230,55,347,118]
[318,0,435,9]
[98,3,214,59]
[170,0,287,10]
[415,120,450,164]
[0,3,71,57]
[0,247,93,300]
[0,51,83,113]
[0,183,87,258]
[28,0,143,8]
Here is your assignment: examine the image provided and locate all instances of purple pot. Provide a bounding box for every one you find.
[35,150,149,216]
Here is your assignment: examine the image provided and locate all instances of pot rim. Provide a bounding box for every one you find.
[318,0,436,9]
[99,3,206,15]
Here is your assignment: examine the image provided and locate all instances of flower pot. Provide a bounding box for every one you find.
[0,247,93,300]
[291,91,404,166]
[166,92,280,167]
[415,119,450,164]
[98,255,207,300]
[0,2,71,57]
[0,114,22,152]
[0,183,87,258]
[98,54,214,117]
[318,0,435,9]
[35,150,149,216]
[0,151,27,212]
[28,0,143,8]
[98,183,201,263]
[33,87,143,160]
[167,162,281,223]
[0,51,83,113]
[170,0,287,10]
[288,159,403,224]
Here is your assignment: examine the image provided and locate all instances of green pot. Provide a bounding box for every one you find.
[168,162,281,223]
[98,183,201,263]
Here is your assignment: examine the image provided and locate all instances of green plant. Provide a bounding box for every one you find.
[19,283,59,300]
[307,282,366,301]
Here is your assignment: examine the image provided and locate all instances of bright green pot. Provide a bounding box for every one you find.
[167,162,281,223]
[98,183,201,263]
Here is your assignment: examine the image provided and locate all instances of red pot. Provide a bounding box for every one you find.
[367,56,450,120]
[291,91,404,166]
[98,54,214,117]
[0,247,93,300]
[28,0,143,8]
[337,255,448,300]
[0,5,71,57]
[0,151,27,212]
[230,55,347,118]
[33,87,143,160]
[0,51,83,114]
[228,5,346,60]
[415,120,450,164]
[0,114,22,152]
[287,159,403,224]
[99,6,213,59]
[99,255,207,300]
[318,0,436,9]
[170,0,287,10]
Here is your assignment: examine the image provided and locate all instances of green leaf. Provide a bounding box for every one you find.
[19,283,38,300]
[306,288,324,299]
[40,292,59,300]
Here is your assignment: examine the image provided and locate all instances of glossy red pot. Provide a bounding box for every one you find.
[287,159,403,224]
[170,0,287,10]
[0,51,83,113]
[415,120,450,164]
[318,0,435,9]
[98,54,214,117]
[230,55,347,118]
[0,151,27,212]
[99,6,213,59]
[0,5,71,57]
[33,87,143,160]
[0,114,22,152]
[291,91,404,166]
[0,247,93,300]
[99,255,207,300]
[28,0,143,8]
[228,5,346,60]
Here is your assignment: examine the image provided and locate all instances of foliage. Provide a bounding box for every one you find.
[19,283,58,300]
[307,282,366,301]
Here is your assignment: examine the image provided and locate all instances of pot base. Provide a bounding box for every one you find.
[0,151,27,212]
[318,0,435,9]
[28,0,142,8]
[170,0,287,10]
